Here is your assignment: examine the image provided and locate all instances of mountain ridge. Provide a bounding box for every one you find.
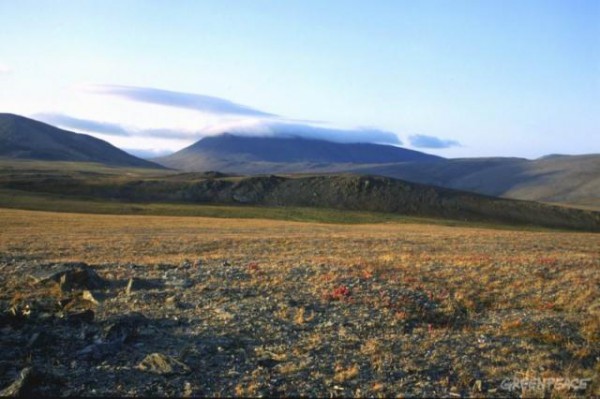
[154,133,599,209]
[353,155,600,209]
[0,113,163,169]
[156,134,442,170]
[1,114,597,210]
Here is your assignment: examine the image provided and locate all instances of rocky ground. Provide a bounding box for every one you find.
[1,256,598,398]
[0,209,598,397]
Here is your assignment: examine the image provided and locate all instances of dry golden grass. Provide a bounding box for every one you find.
[2,208,597,265]
[1,207,599,396]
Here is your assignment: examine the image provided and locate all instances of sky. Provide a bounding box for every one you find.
[0,0,598,159]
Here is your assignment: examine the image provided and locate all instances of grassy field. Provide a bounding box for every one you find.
[0,188,537,229]
[0,207,598,396]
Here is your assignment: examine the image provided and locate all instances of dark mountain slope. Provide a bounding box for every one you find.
[154,133,599,209]
[354,155,600,209]
[208,174,599,231]
[155,134,443,171]
[1,168,598,231]
[0,113,163,168]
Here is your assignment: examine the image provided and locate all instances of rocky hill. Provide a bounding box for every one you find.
[2,168,598,231]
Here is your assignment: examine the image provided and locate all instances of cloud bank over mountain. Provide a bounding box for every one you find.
[34,113,199,140]
[409,134,461,149]
[32,84,467,152]
[33,112,401,145]
[198,119,402,145]
[34,84,407,147]
[34,113,130,137]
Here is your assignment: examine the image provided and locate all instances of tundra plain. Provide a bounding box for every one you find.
[0,208,598,397]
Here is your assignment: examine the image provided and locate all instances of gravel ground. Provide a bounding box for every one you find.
[1,254,598,398]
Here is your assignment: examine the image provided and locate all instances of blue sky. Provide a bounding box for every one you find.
[0,0,598,158]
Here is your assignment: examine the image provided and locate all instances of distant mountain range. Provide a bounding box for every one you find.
[0,113,162,169]
[155,133,600,209]
[155,133,442,171]
[352,155,600,209]
[0,114,598,210]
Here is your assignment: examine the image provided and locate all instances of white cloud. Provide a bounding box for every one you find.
[33,112,205,140]
[90,133,192,153]
[409,134,461,149]
[21,83,402,153]
[79,84,277,117]
[197,119,402,144]
[32,110,401,147]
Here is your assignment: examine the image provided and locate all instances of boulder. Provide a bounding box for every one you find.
[29,263,107,291]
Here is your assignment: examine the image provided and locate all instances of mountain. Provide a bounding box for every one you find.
[155,134,443,172]
[0,113,163,168]
[3,114,595,210]
[155,134,599,210]
[353,155,600,209]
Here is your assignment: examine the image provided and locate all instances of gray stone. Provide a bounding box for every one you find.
[136,353,191,375]
[29,263,107,291]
